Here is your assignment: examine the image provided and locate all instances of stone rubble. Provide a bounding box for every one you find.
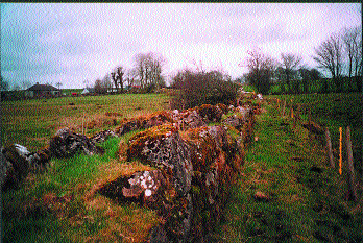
[1,128,117,190]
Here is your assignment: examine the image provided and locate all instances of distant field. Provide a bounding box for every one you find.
[2,93,170,243]
[61,89,83,95]
[1,93,170,151]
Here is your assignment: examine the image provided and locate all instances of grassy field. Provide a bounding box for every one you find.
[2,92,362,242]
[214,97,362,242]
[1,93,169,243]
[1,93,170,151]
[269,93,363,177]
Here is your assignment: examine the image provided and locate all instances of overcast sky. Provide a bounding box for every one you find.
[1,3,361,89]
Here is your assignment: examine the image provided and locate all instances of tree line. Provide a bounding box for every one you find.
[1,26,361,96]
[93,52,167,94]
[243,26,362,95]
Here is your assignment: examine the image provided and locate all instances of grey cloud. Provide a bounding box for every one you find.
[176,22,308,47]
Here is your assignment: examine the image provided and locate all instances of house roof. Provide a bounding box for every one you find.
[27,83,59,92]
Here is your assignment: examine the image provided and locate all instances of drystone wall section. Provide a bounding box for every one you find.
[1,94,260,242]
[100,102,257,242]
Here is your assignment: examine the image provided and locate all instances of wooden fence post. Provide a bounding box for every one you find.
[339,127,342,175]
[325,127,334,168]
[296,104,301,121]
[346,126,358,201]
[282,100,286,117]
[81,112,84,136]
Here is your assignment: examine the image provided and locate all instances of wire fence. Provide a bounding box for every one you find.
[272,98,360,202]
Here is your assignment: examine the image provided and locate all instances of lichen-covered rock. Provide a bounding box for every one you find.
[216,103,228,115]
[115,119,140,136]
[177,110,206,130]
[27,147,51,171]
[195,104,224,123]
[222,115,243,128]
[115,112,175,137]
[98,102,257,242]
[91,129,117,144]
[127,124,192,196]
[49,127,104,158]
[1,144,30,190]
[99,170,166,204]
[139,111,175,129]
[122,170,165,200]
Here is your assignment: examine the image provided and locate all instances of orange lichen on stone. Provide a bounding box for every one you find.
[86,117,118,129]
[127,124,178,163]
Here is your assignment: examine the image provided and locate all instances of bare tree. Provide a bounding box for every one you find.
[117,67,125,93]
[111,72,118,92]
[103,74,113,93]
[342,27,363,91]
[280,53,302,93]
[245,48,277,94]
[125,68,137,89]
[342,27,358,78]
[313,32,344,91]
[111,67,125,93]
[350,27,362,91]
[94,75,112,95]
[134,52,166,91]
[298,67,321,93]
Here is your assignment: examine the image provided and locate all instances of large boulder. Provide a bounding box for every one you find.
[1,144,31,190]
[49,127,104,158]
[127,124,192,196]
[177,110,206,130]
[115,119,140,136]
[105,124,244,242]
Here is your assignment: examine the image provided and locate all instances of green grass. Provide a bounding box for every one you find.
[61,89,83,95]
[1,93,170,151]
[2,136,161,243]
[1,94,168,243]
[269,77,361,95]
[214,98,362,242]
[270,92,362,177]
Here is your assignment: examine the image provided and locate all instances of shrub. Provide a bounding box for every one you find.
[170,70,239,110]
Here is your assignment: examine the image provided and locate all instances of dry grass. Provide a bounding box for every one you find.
[1,93,169,151]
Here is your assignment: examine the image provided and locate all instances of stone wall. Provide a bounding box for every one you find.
[1,95,260,242]
[100,102,257,242]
